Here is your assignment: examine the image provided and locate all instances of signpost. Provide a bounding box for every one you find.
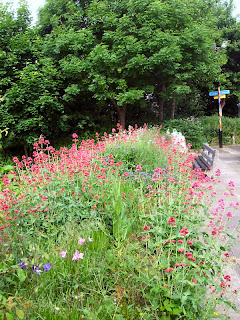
[209,88,230,148]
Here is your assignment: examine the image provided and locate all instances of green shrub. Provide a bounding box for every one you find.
[162,116,240,148]
[162,118,205,149]
[199,115,240,145]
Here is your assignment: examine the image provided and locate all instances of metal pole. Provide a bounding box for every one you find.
[218,86,223,148]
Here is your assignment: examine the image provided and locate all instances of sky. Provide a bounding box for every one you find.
[233,0,240,18]
[1,0,46,24]
[0,0,240,24]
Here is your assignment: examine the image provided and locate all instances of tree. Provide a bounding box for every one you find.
[0,2,68,152]
[220,13,240,116]
[83,0,228,125]
[36,0,231,129]
[0,0,234,152]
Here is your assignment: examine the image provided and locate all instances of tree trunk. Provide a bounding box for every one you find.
[24,142,29,158]
[170,93,175,120]
[111,99,127,130]
[158,98,164,122]
[156,84,166,123]
[116,104,126,130]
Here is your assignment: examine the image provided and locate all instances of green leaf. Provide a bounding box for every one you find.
[6,313,14,320]
[17,268,26,282]
[172,308,182,315]
[163,299,169,307]
[16,308,25,319]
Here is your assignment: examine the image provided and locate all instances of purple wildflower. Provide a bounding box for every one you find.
[43,263,53,272]
[32,264,41,275]
[17,260,26,269]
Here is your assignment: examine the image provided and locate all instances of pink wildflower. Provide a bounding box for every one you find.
[72,250,84,261]
[178,249,185,253]
[228,180,235,187]
[78,237,86,245]
[227,212,233,218]
[224,275,231,281]
[220,281,227,288]
[72,133,78,139]
[168,217,176,225]
[60,251,67,258]
[180,227,189,236]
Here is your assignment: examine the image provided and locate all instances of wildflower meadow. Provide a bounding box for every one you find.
[0,125,239,320]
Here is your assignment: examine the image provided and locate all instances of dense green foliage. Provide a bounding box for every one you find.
[200,115,240,145]
[162,118,205,149]
[0,0,239,152]
[162,116,240,148]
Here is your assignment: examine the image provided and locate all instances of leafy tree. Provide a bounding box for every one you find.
[221,19,240,116]
[36,0,232,129]
[83,0,228,126]
[0,0,235,152]
[38,0,91,35]
[38,0,117,132]
[0,0,32,93]
[0,2,68,152]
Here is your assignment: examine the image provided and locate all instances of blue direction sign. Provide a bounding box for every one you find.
[209,90,230,96]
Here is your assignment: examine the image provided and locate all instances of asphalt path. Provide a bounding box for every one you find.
[212,145,240,319]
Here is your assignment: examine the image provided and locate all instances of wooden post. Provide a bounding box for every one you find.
[218,87,223,148]
[209,89,229,149]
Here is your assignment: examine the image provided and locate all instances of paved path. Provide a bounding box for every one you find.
[213,145,240,319]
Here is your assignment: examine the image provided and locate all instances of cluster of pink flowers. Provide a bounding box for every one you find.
[168,217,176,226]
[72,250,84,261]
[143,225,150,231]
[59,236,93,261]
[180,227,189,236]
